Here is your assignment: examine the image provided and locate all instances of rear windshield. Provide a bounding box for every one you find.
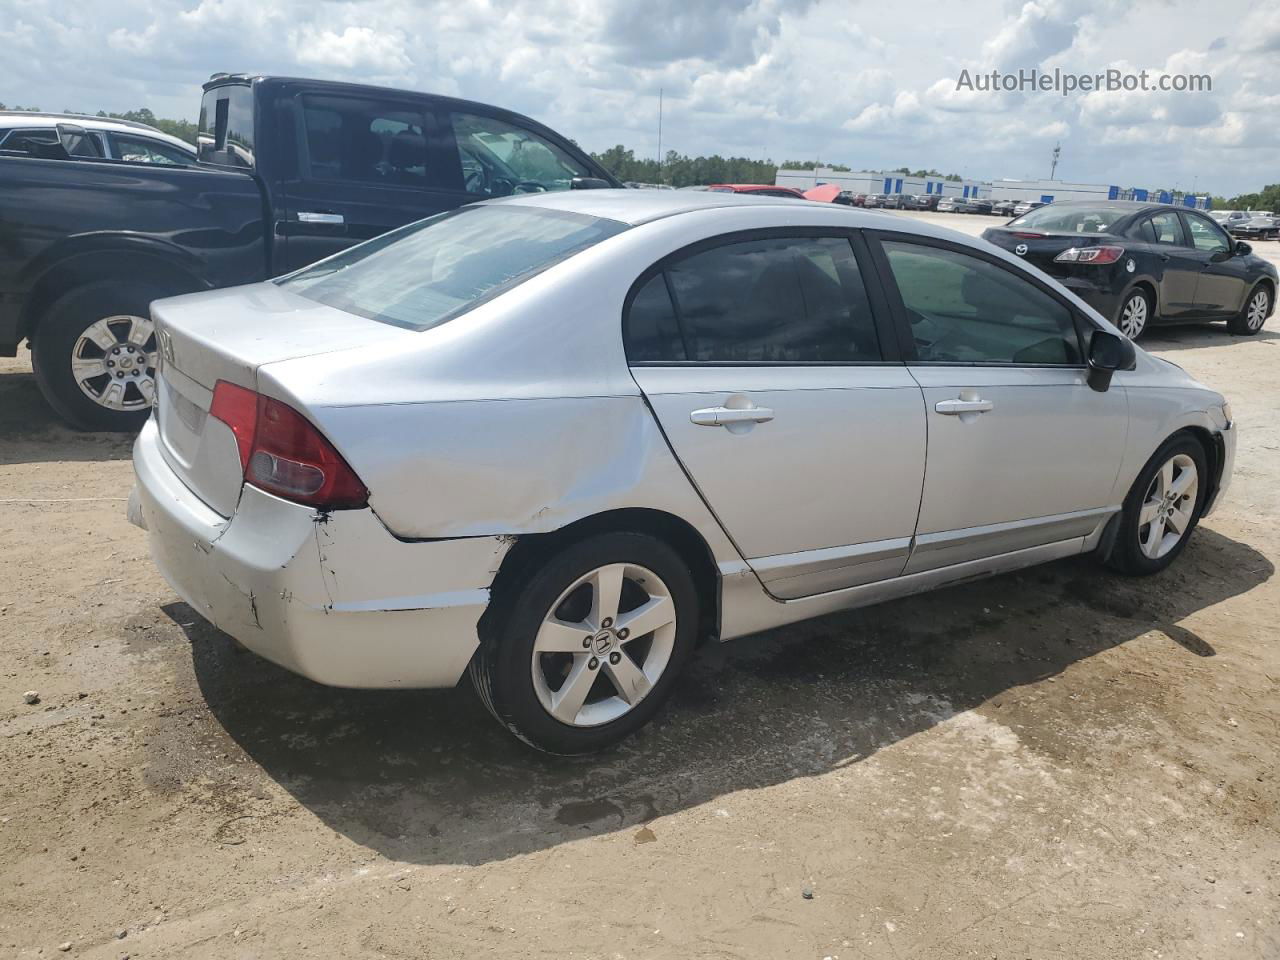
[278,205,627,331]
[1008,205,1123,233]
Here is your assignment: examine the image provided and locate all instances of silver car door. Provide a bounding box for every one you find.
[872,234,1129,574]
[626,231,927,599]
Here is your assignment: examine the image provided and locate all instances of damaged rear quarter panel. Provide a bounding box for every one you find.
[309,395,728,543]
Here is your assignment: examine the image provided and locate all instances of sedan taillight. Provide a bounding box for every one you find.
[210,380,369,510]
[1055,245,1125,265]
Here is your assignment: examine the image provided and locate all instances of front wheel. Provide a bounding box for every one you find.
[1116,288,1152,340]
[31,280,177,431]
[1106,434,1208,575]
[1228,285,1271,336]
[470,532,699,754]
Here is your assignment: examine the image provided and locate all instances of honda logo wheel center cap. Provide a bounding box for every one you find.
[590,630,616,656]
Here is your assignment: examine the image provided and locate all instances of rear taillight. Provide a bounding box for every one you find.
[1010,231,1046,238]
[209,380,368,510]
[1055,245,1124,265]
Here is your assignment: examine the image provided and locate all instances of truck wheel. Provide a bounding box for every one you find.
[31,280,175,431]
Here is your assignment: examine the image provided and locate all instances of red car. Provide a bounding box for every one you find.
[706,183,807,199]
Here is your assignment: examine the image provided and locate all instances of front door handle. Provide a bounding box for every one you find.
[690,405,775,426]
[935,398,993,415]
[297,211,345,225]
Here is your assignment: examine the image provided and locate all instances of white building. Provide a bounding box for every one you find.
[775,167,988,199]
[777,168,1212,210]
[982,179,1211,210]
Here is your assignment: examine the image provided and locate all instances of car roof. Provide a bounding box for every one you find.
[483,187,991,230]
[0,112,194,152]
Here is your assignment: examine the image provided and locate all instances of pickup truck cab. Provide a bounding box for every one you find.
[0,74,619,429]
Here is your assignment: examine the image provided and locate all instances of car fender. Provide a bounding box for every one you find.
[19,232,210,290]
[1119,271,1162,315]
[1115,378,1225,498]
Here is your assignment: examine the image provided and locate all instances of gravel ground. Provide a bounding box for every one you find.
[1,212,1277,959]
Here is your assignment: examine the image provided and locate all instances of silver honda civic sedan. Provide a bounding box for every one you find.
[129,190,1235,754]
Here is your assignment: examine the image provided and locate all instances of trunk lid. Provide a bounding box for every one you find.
[981,227,1116,279]
[151,282,411,516]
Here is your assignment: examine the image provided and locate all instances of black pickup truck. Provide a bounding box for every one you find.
[0,74,619,429]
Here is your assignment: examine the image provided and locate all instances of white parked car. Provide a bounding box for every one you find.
[0,112,195,164]
[129,191,1236,753]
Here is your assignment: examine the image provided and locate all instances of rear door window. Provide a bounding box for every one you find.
[627,235,882,363]
[0,127,57,147]
[1138,211,1186,246]
[450,112,592,196]
[299,95,446,188]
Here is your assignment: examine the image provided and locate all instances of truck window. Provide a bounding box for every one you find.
[198,84,254,168]
[450,112,590,196]
[299,95,443,188]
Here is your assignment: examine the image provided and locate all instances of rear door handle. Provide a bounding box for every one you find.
[297,211,345,225]
[935,398,993,415]
[690,405,775,426]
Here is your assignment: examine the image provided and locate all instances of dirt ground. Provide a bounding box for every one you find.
[1,212,1278,960]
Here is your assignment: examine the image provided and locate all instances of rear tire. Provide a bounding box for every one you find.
[1115,287,1153,340]
[470,532,699,754]
[1106,434,1208,576]
[31,280,176,432]
[1228,284,1270,336]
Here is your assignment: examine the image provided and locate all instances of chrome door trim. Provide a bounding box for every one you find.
[751,536,912,599]
[904,506,1117,574]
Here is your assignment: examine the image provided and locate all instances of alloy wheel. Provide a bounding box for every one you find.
[1118,293,1148,339]
[71,315,157,412]
[1138,453,1198,560]
[1247,289,1269,331]
[530,562,678,727]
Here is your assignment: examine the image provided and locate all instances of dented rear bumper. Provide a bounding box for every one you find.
[130,418,509,688]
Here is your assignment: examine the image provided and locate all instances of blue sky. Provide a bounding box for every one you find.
[1,0,1276,195]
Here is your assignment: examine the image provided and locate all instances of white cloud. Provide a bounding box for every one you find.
[0,0,1273,194]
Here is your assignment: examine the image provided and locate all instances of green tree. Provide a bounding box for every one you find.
[780,160,851,172]
[590,145,779,187]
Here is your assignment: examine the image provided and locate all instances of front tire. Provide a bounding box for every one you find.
[470,532,700,754]
[1106,434,1208,576]
[31,280,174,431]
[1116,287,1153,340]
[1228,284,1271,336]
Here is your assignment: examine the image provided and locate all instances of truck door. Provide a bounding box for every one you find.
[273,92,468,274]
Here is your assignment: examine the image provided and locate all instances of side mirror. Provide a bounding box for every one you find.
[1087,328,1136,392]
[54,122,101,159]
[570,177,613,190]
[1235,240,1252,257]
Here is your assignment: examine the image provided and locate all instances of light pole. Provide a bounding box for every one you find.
[1049,142,1060,180]
[656,88,663,184]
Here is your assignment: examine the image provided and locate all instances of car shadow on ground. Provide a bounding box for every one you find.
[174,526,1271,867]
[1142,324,1280,352]
[0,365,135,464]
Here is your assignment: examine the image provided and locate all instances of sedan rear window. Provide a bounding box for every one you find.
[1008,205,1123,234]
[279,205,627,331]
